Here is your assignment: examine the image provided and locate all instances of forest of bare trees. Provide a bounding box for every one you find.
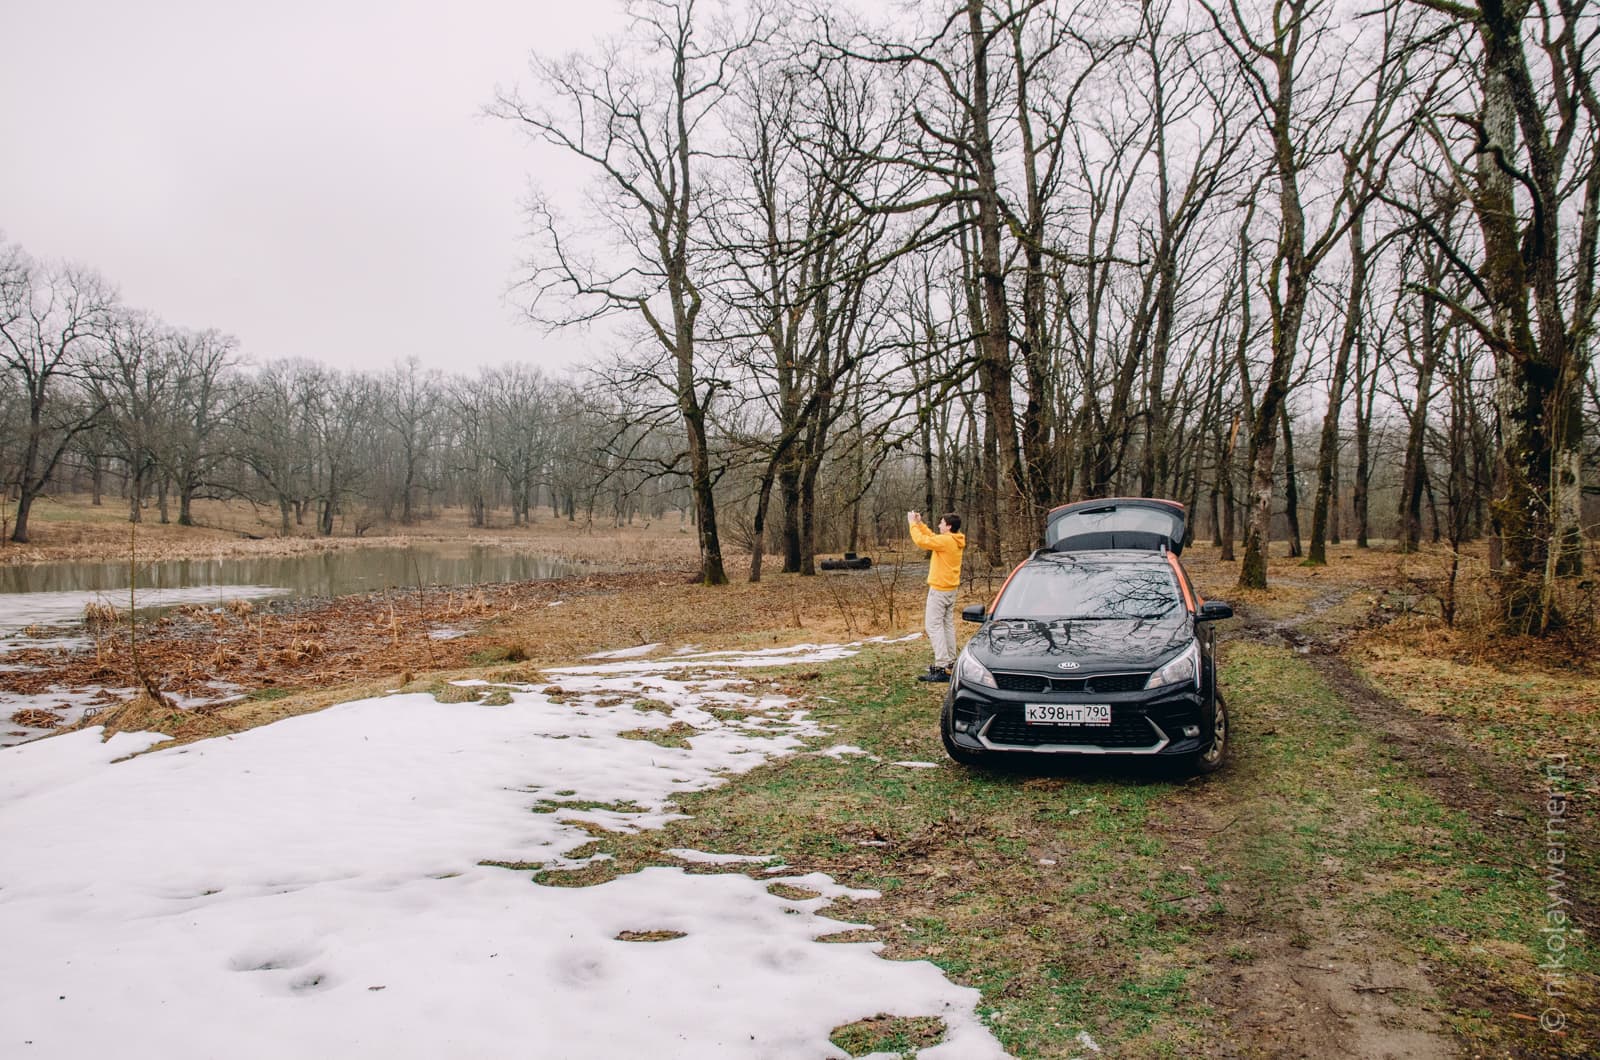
[4,0,1599,636]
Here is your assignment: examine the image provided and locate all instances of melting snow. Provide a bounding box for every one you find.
[0,686,130,749]
[665,848,780,865]
[819,744,876,760]
[0,640,1007,1058]
[586,642,664,659]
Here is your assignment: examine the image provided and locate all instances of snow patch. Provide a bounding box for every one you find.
[0,640,1005,1059]
[818,744,877,760]
[586,643,664,660]
[664,849,778,865]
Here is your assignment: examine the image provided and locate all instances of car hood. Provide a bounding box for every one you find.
[969,609,1192,672]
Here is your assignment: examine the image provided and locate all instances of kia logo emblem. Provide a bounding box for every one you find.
[1057,661,1080,670]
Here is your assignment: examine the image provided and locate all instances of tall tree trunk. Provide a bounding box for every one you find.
[965,0,1029,559]
[1281,407,1303,558]
[1398,275,1445,552]
[1353,338,1376,548]
[1329,443,1341,545]
[1309,214,1367,563]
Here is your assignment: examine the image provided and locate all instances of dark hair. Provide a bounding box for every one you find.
[941,512,961,533]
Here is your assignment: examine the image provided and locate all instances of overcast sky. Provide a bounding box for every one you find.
[0,0,626,376]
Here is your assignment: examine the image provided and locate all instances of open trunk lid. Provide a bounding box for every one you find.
[1044,498,1187,556]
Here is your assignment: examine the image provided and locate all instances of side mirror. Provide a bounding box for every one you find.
[1197,601,1233,622]
[961,604,987,624]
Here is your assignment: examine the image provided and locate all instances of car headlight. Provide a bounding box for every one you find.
[957,649,997,689]
[1145,640,1199,690]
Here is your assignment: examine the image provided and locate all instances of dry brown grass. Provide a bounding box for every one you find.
[81,600,121,631]
[10,707,63,729]
[90,690,232,743]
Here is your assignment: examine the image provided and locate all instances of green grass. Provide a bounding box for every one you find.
[244,687,296,701]
[524,641,1216,1056]
[829,1014,947,1057]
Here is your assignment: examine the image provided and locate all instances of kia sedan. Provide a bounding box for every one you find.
[939,499,1231,773]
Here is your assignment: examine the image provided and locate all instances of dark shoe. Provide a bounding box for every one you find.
[916,666,951,683]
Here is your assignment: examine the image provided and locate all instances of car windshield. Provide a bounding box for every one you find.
[993,559,1182,621]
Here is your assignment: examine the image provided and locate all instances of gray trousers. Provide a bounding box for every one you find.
[925,588,958,669]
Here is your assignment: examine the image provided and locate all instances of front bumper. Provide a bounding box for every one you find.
[944,676,1207,757]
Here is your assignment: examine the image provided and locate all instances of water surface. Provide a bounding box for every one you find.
[0,545,587,599]
[0,544,589,637]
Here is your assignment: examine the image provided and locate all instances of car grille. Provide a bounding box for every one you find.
[984,709,1161,749]
[992,671,1151,694]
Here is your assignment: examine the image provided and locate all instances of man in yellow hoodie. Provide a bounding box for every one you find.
[907,510,966,682]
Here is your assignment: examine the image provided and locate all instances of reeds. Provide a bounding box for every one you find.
[82,600,121,631]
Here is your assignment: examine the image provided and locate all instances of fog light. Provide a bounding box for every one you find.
[1182,725,1200,738]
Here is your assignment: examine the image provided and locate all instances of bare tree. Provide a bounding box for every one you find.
[0,246,117,542]
[1403,0,1600,632]
[482,363,554,525]
[93,311,177,524]
[165,328,243,526]
[239,360,319,534]
[494,0,764,585]
[376,357,440,525]
[1203,0,1408,590]
[307,368,372,536]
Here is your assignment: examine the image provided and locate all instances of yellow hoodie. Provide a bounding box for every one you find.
[909,520,967,591]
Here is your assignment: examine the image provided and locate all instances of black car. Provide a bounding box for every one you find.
[939,499,1232,773]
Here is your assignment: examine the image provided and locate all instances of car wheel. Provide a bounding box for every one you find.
[1189,690,1229,774]
[939,701,985,767]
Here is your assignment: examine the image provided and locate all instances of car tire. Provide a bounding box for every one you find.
[1187,690,1229,775]
[939,700,985,767]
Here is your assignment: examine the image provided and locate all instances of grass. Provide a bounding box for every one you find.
[1353,641,1600,784]
[508,636,1594,1057]
[1201,642,1595,1055]
[525,640,1221,1055]
[243,687,297,702]
[468,644,530,665]
[829,1014,947,1057]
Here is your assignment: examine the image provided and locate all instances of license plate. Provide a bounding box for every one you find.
[1025,703,1111,726]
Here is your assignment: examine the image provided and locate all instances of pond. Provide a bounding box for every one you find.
[0,544,590,637]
